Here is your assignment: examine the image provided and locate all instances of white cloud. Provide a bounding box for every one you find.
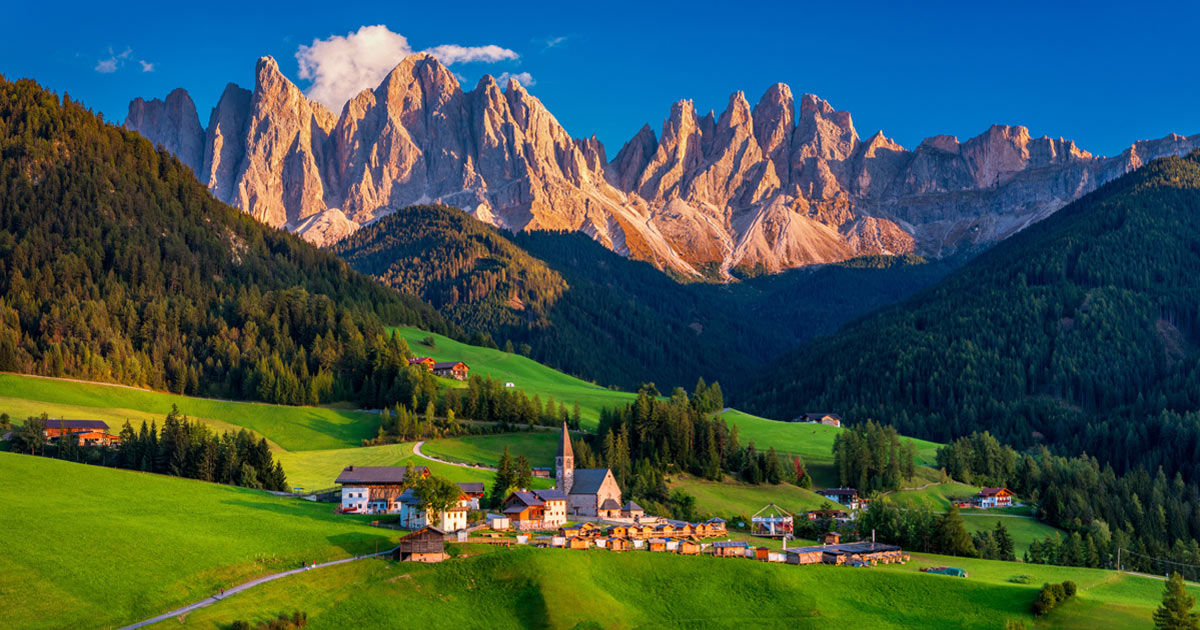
[496,71,535,87]
[139,60,155,72]
[296,25,520,111]
[543,36,568,50]
[94,47,132,74]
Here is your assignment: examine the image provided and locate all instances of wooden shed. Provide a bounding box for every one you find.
[678,539,701,555]
[754,547,771,562]
[607,537,631,552]
[711,541,750,558]
[647,538,668,552]
[567,536,592,550]
[606,526,629,538]
[393,526,447,563]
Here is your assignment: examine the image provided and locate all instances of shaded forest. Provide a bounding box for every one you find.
[0,76,454,407]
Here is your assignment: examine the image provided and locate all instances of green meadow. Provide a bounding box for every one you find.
[389,326,638,426]
[961,513,1064,557]
[140,544,1195,630]
[717,409,942,465]
[0,453,399,630]
[420,432,561,468]
[668,473,829,517]
[0,373,377,451]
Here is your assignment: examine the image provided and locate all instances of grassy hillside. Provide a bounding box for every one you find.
[420,432,560,468]
[143,544,1192,630]
[389,326,637,426]
[0,373,378,451]
[961,513,1064,557]
[668,473,828,518]
[0,453,398,630]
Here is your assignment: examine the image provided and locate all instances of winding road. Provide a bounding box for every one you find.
[117,546,398,630]
[412,440,498,472]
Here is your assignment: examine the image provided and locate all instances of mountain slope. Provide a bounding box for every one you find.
[741,151,1200,482]
[127,54,1200,277]
[0,75,450,405]
[333,203,956,390]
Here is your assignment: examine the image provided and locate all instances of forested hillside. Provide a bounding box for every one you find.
[337,204,956,391]
[0,76,452,406]
[742,152,1200,483]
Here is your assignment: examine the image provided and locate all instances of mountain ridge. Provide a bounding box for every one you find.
[126,53,1200,277]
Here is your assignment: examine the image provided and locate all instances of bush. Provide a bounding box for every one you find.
[1032,581,1076,616]
[1009,574,1035,584]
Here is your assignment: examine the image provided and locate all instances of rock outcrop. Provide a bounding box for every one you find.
[127,54,1200,276]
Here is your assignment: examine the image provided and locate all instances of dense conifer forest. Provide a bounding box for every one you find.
[0,76,453,407]
[337,204,957,392]
[742,153,1200,487]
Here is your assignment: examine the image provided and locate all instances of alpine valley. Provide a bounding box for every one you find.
[125,54,1200,278]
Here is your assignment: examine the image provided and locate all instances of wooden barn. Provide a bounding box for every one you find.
[678,539,701,555]
[711,541,750,558]
[567,536,592,550]
[754,547,771,562]
[408,357,436,370]
[606,526,629,538]
[607,537,631,552]
[432,361,469,380]
[786,549,825,565]
[647,538,668,552]
[393,526,447,563]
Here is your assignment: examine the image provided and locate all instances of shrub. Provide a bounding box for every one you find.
[1009,574,1035,584]
[1032,581,1076,616]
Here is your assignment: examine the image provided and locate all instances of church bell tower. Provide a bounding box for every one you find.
[555,421,574,494]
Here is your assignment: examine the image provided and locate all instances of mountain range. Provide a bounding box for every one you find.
[126,54,1200,278]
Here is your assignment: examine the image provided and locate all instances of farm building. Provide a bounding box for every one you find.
[754,547,771,561]
[678,539,701,555]
[396,487,470,532]
[532,467,553,479]
[647,538,668,552]
[408,357,436,370]
[555,422,623,517]
[705,517,727,533]
[432,361,469,380]
[456,482,485,509]
[335,465,430,514]
[567,536,592,550]
[606,526,629,538]
[41,419,122,446]
[393,526,447,563]
[752,504,794,538]
[607,537,631,551]
[817,488,864,510]
[975,487,1014,508]
[823,532,841,545]
[786,549,825,565]
[502,489,568,529]
[806,509,853,522]
[711,541,751,557]
[792,413,842,427]
[485,514,510,530]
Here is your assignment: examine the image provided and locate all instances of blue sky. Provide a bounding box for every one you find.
[5,0,1198,156]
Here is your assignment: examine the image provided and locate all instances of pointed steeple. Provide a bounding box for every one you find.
[556,421,574,494]
[559,421,574,459]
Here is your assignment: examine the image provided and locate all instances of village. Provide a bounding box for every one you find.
[325,421,1027,571]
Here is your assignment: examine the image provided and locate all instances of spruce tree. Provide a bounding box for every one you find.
[934,505,977,557]
[994,521,1016,561]
[1155,572,1200,630]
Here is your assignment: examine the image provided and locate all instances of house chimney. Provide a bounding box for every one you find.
[347,465,354,471]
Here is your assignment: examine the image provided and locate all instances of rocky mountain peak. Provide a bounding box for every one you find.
[124,87,204,174]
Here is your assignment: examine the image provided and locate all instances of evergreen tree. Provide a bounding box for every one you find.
[1155,572,1200,630]
[994,521,1016,561]
[934,505,977,557]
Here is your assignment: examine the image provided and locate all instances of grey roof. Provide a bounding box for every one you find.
[335,465,427,485]
[43,419,109,430]
[532,489,567,502]
[600,498,621,510]
[713,541,750,548]
[397,488,419,503]
[802,413,842,421]
[457,482,485,494]
[818,488,859,497]
[508,491,544,507]
[705,517,726,524]
[568,468,612,495]
[432,361,467,370]
[623,500,643,511]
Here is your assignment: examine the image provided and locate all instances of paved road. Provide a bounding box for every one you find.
[117,546,396,630]
[413,440,499,472]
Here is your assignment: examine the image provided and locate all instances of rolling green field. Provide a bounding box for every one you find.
[389,326,637,426]
[0,373,377,451]
[717,409,942,465]
[886,482,982,509]
[668,473,829,518]
[961,513,1064,557]
[142,544,1195,630]
[0,453,399,630]
[420,432,561,468]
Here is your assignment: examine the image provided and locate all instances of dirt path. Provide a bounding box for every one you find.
[412,440,499,472]
[117,546,397,630]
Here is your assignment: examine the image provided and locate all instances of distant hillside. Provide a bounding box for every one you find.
[336,204,956,391]
[742,152,1200,483]
[0,76,450,406]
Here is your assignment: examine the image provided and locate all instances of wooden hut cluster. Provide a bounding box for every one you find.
[559,518,726,542]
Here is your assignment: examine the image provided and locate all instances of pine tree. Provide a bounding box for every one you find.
[1155,572,1200,630]
[994,521,1016,561]
[934,505,977,557]
[488,446,516,508]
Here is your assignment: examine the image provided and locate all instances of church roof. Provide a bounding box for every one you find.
[569,468,613,495]
[559,422,573,460]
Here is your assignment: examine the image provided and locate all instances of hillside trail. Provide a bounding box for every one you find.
[413,440,499,472]
[117,545,397,630]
